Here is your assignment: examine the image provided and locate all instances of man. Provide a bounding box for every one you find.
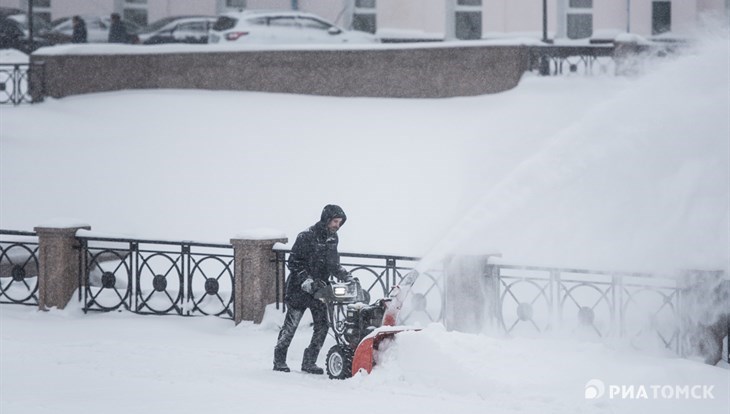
[273,204,352,374]
[71,16,87,43]
[108,13,129,43]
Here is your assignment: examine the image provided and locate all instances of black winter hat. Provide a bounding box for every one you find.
[320,204,347,226]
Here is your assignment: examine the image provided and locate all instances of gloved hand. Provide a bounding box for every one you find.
[301,278,316,294]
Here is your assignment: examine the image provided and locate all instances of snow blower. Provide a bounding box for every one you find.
[313,270,420,379]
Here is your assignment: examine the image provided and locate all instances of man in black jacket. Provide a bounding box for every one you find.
[273,204,352,374]
[71,16,87,43]
[108,13,130,43]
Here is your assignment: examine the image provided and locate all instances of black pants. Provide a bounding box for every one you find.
[275,300,328,355]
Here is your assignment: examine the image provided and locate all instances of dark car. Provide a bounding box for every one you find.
[0,10,70,52]
[0,16,53,53]
[137,16,217,45]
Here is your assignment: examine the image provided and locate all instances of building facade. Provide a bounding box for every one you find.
[1,0,728,39]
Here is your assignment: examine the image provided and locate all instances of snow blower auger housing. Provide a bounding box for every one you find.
[313,271,420,380]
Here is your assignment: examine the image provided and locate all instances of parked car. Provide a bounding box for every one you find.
[209,11,379,45]
[52,15,141,43]
[137,16,217,45]
[0,14,64,53]
[8,13,71,46]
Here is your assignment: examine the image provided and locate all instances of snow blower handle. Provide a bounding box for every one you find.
[301,277,326,295]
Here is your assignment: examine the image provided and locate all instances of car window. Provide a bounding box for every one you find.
[56,20,71,31]
[87,19,105,30]
[268,16,299,28]
[245,17,268,26]
[298,17,331,31]
[50,17,67,27]
[176,21,207,33]
[213,16,236,31]
[139,16,179,34]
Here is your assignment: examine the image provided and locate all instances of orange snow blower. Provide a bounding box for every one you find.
[313,271,420,379]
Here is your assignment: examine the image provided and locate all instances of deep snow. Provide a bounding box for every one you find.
[1,303,728,414]
[2,33,728,275]
[1,25,729,414]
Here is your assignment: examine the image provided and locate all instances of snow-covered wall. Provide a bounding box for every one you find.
[31,43,527,99]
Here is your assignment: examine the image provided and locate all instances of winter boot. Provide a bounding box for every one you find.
[301,346,324,375]
[273,347,290,372]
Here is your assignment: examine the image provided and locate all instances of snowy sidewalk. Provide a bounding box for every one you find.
[1,304,727,414]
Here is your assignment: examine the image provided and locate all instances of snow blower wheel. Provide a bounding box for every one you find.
[326,345,353,379]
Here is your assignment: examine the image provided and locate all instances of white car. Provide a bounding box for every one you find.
[209,11,378,45]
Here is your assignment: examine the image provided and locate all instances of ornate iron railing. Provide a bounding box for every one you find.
[0,230,40,306]
[527,45,616,76]
[273,247,444,324]
[490,263,682,352]
[1,225,721,360]
[78,235,234,319]
[0,63,44,105]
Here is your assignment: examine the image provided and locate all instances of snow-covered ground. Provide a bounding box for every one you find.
[1,26,728,414]
[1,303,727,414]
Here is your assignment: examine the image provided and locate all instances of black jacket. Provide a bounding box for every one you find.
[285,205,349,309]
[108,21,129,43]
[72,20,87,43]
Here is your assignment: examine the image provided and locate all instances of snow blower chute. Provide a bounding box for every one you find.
[313,271,420,379]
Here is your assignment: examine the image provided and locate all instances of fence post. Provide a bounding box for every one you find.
[230,235,288,325]
[34,224,90,310]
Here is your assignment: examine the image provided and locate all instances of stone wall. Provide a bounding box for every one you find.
[31,44,528,99]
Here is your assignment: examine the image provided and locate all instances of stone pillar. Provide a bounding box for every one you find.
[678,271,729,365]
[34,225,90,310]
[230,236,288,325]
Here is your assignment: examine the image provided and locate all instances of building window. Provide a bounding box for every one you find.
[29,0,51,22]
[569,0,592,8]
[226,0,245,7]
[454,0,481,40]
[567,13,592,39]
[123,8,147,26]
[123,0,148,26]
[566,0,592,39]
[652,1,671,35]
[455,12,481,39]
[356,0,376,7]
[353,0,376,33]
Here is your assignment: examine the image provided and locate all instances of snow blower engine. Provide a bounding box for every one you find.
[313,271,420,379]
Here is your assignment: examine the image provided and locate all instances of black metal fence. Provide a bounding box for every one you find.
[2,227,724,360]
[527,45,616,76]
[491,263,683,352]
[78,235,235,319]
[0,63,44,105]
[0,230,40,306]
[273,247,444,324]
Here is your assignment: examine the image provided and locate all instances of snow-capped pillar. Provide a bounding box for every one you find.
[34,224,90,310]
[230,234,288,325]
